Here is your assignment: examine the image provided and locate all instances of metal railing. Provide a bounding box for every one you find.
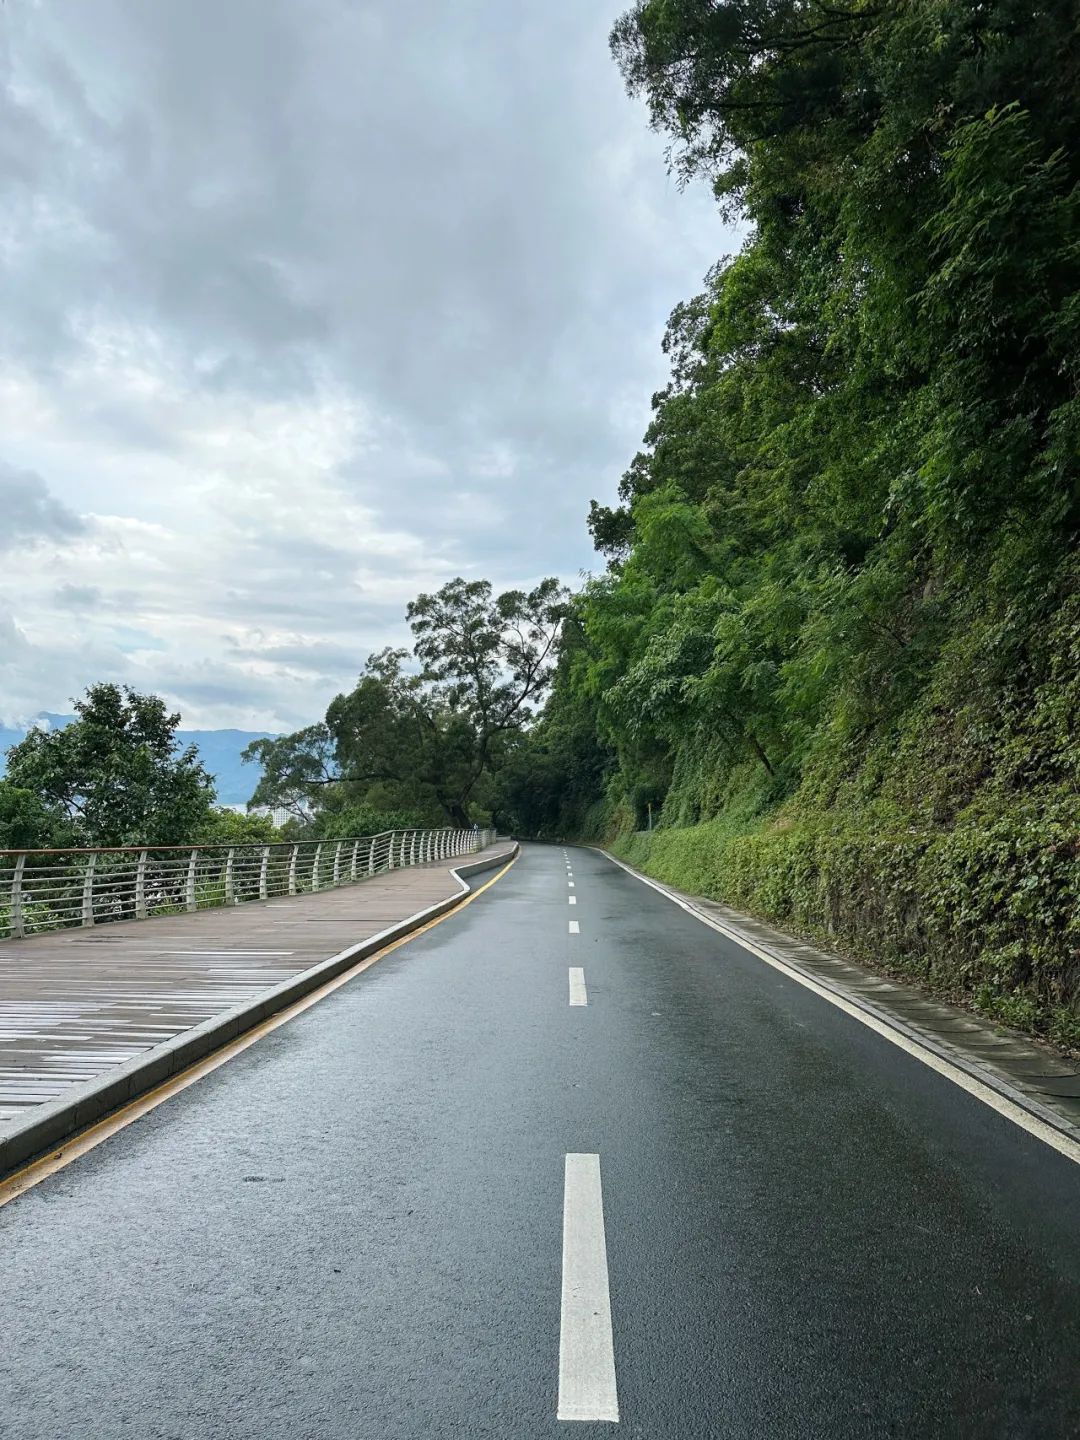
[0,828,497,942]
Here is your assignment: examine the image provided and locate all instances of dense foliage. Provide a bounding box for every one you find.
[246,577,567,831]
[0,683,248,849]
[513,0,1080,1042]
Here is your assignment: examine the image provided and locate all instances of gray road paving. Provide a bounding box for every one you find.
[3,843,1079,1438]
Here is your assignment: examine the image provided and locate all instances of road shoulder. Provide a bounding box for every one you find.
[601,847,1080,1157]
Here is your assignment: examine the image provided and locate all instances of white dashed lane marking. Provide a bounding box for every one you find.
[558,1154,618,1422]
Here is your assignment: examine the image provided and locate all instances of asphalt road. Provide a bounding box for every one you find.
[3,843,1080,1438]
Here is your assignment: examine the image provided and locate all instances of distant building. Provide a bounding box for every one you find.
[225,803,300,828]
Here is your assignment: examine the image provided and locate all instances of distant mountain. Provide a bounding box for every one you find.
[173,728,278,805]
[0,714,277,807]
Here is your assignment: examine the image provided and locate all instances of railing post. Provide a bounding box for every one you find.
[388,834,395,871]
[81,853,98,927]
[224,848,235,905]
[312,843,322,892]
[350,840,359,881]
[10,854,26,939]
[368,837,376,875]
[259,845,270,900]
[333,841,342,887]
[409,831,416,867]
[136,849,149,919]
[186,848,198,912]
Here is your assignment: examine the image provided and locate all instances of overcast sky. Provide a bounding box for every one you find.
[0,0,733,732]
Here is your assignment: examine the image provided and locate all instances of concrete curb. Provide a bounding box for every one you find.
[0,843,518,1180]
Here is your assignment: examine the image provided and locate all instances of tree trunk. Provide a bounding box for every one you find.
[445,799,471,827]
[748,732,775,777]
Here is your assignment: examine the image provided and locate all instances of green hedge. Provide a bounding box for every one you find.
[613,807,1080,1050]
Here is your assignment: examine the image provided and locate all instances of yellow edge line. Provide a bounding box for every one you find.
[0,852,519,1209]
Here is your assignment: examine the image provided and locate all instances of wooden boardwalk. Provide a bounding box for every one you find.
[0,844,511,1126]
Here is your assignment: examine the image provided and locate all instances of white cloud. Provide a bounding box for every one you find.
[0,458,86,550]
[0,0,733,729]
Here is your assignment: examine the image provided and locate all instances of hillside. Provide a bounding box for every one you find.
[498,0,1080,1048]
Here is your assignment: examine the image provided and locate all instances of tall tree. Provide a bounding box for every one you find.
[5,684,216,847]
[246,577,568,827]
[243,723,338,822]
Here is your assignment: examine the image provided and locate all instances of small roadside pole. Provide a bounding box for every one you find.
[646,802,653,832]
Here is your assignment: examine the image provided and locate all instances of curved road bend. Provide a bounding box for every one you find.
[3,843,1079,1439]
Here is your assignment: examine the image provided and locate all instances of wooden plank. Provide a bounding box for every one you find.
[0,846,508,1124]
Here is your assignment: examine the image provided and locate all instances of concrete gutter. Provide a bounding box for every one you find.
[0,843,518,1180]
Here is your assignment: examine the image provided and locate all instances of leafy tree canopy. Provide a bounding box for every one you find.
[4,684,217,848]
[246,577,568,828]
[516,0,1080,853]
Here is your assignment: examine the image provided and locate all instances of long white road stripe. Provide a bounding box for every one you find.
[569,920,580,935]
[569,895,577,905]
[558,1154,618,1422]
[569,967,588,1006]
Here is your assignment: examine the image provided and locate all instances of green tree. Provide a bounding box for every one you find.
[243,723,338,821]
[493,609,616,837]
[246,577,569,828]
[514,0,1080,1037]
[5,684,216,847]
[197,807,283,845]
[0,782,63,850]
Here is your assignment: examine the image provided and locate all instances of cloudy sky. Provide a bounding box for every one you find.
[0,0,732,732]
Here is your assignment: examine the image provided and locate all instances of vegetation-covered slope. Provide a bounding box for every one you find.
[500,0,1080,1044]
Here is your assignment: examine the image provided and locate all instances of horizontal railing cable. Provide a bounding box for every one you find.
[0,828,497,941]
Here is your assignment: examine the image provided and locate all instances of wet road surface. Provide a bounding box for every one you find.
[3,843,1080,1438]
